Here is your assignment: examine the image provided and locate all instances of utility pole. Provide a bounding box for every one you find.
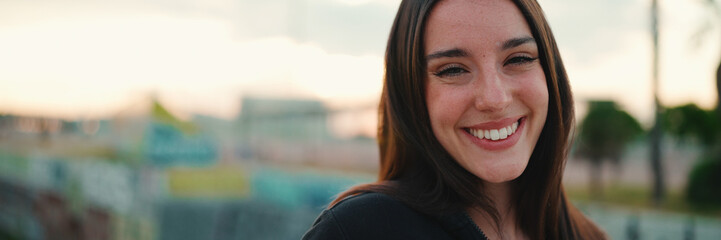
[650,0,666,205]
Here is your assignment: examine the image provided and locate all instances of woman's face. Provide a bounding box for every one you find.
[424,0,548,183]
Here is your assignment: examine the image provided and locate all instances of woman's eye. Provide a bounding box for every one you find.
[505,56,538,66]
[433,66,468,77]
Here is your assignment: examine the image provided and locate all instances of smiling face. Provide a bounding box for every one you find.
[424,0,548,184]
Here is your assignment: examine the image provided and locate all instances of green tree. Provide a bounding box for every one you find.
[663,103,719,147]
[576,101,644,199]
[682,0,721,207]
[663,103,721,206]
[676,0,721,208]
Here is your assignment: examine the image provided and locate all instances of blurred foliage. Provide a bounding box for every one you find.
[566,184,721,218]
[687,0,721,211]
[687,155,721,207]
[0,229,20,240]
[663,103,720,147]
[575,100,644,199]
[662,103,721,207]
[576,101,644,164]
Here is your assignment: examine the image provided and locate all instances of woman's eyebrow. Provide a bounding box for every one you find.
[501,36,536,50]
[425,37,535,63]
[426,48,469,62]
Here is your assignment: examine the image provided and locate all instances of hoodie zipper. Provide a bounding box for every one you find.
[463,212,489,240]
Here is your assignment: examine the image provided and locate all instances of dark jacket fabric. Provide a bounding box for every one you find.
[302,192,489,240]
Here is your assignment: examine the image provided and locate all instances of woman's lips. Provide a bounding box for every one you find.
[464,119,520,141]
[462,117,525,151]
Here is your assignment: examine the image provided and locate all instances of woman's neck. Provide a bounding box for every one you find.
[467,181,527,240]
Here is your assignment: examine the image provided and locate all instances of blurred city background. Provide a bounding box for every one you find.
[1,0,720,239]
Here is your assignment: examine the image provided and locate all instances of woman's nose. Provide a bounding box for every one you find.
[473,71,512,112]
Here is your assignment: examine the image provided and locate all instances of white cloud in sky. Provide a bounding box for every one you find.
[0,10,384,119]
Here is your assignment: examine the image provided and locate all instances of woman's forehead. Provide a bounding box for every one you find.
[424,0,532,48]
[430,0,520,23]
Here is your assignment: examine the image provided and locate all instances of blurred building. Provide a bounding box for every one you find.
[238,96,332,141]
[236,96,378,171]
[0,97,383,240]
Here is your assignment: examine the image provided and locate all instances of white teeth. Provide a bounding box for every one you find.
[470,129,482,139]
[490,129,499,140]
[468,120,520,141]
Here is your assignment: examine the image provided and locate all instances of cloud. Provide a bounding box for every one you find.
[0,9,384,119]
[233,0,397,55]
[541,0,649,67]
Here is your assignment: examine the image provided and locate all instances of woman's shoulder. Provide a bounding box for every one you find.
[330,192,414,218]
[302,192,455,240]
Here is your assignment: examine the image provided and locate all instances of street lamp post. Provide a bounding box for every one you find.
[650,0,666,206]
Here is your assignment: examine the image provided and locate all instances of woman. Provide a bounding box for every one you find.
[304,0,605,239]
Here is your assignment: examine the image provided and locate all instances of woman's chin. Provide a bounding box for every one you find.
[473,165,526,184]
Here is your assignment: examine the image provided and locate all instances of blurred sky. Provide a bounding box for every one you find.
[0,0,719,128]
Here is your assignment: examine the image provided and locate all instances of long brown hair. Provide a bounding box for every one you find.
[333,0,605,239]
